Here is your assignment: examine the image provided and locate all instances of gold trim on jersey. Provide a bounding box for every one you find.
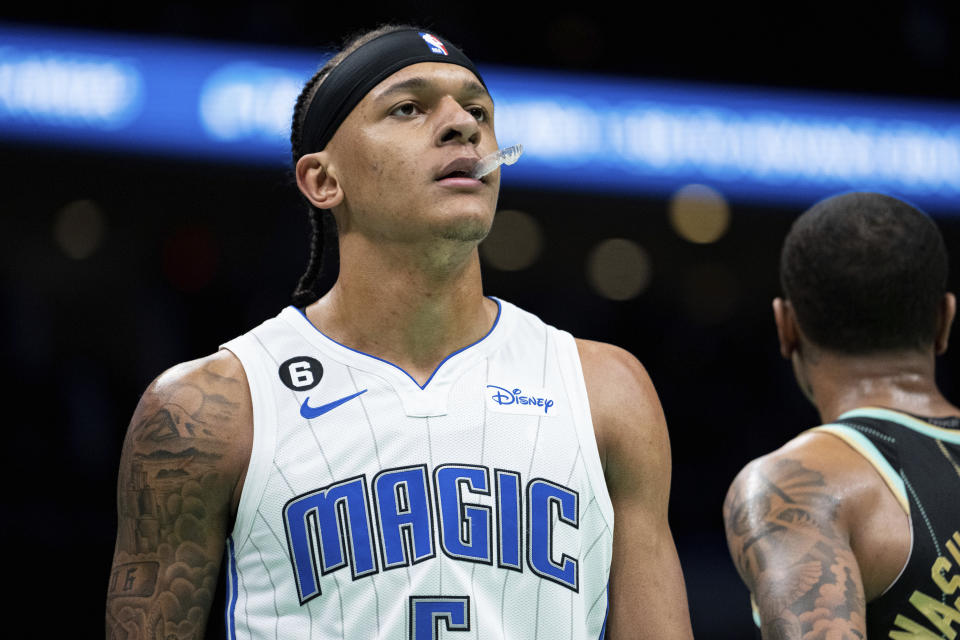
[937,440,960,481]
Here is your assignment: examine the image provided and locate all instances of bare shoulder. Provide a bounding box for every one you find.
[724,429,890,534]
[575,338,659,401]
[728,432,837,490]
[132,349,252,471]
[721,433,867,637]
[575,338,664,422]
[722,428,906,636]
[723,432,867,553]
[575,338,669,494]
[107,349,252,638]
[148,349,250,416]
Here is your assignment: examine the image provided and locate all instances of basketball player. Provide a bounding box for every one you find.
[106,26,693,638]
[723,192,960,639]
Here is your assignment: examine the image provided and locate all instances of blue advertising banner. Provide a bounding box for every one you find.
[2,23,958,210]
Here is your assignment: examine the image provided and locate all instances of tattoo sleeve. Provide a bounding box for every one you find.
[723,458,867,640]
[106,358,246,640]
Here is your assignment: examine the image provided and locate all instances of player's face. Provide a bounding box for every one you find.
[327,62,500,244]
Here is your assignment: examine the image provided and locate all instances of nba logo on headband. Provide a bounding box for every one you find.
[420,33,448,55]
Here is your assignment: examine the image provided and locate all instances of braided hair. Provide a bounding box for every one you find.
[289,24,418,307]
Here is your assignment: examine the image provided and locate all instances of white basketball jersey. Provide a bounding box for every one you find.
[221,298,614,640]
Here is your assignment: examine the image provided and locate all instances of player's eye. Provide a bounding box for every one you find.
[390,102,422,117]
[466,106,488,122]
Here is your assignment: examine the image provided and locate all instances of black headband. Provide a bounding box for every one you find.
[300,29,486,155]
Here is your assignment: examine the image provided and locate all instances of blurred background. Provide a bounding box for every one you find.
[2,2,958,637]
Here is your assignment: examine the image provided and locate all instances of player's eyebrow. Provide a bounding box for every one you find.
[374,75,490,102]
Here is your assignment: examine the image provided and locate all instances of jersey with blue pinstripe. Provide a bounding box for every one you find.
[809,408,960,638]
[220,298,613,639]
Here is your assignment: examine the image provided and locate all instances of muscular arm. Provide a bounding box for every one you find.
[722,436,870,640]
[577,339,693,639]
[106,351,252,640]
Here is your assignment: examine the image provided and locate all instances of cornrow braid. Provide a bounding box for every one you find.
[290,65,331,308]
[289,24,419,308]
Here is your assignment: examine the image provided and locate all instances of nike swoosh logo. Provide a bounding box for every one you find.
[300,389,368,419]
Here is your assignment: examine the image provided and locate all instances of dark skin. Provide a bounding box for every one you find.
[107,62,694,638]
[723,293,958,639]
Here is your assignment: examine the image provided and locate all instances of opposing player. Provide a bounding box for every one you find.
[106,25,693,638]
[723,192,960,639]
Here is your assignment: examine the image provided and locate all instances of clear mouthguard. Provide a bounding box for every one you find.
[470,143,524,179]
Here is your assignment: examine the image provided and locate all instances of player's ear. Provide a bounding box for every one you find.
[773,297,799,359]
[296,152,343,210]
[934,292,955,355]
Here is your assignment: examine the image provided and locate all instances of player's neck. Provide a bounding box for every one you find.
[304,238,495,385]
[805,349,959,422]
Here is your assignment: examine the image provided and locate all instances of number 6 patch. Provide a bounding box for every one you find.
[278,356,323,391]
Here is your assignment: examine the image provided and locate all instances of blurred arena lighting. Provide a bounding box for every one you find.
[2,23,960,210]
[587,238,652,300]
[669,184,731,244]
[199,62,302,142]
[0,47,142,129]
[54,199,105,259]
[480,209,544,271]
[0,23,319,162]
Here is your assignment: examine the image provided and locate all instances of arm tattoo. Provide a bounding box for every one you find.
[724,458,866,640]
[107,361,243,640]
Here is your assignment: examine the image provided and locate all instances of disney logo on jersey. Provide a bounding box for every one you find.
[485,385,558,416]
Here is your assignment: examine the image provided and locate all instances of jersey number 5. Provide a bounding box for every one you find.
[409,596,470,639]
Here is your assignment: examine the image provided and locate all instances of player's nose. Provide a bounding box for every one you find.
[435,96,480,147]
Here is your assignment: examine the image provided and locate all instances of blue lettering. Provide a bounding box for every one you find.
[495,470,522,571]
[283,475,377,604]
[435,465,492,563]
[282,466,582,602]
[486,385,555,414]
[487,385,514,406]
[374,466,435,569]
[527,478,579,591]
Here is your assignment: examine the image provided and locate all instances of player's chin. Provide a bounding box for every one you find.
[433,210,494,243]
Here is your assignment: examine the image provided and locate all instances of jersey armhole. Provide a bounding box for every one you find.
[808,424,913,598]
[221,334,279,552]
[553,329,615,531]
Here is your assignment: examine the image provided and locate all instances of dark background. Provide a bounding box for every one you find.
[2,2,958,637]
